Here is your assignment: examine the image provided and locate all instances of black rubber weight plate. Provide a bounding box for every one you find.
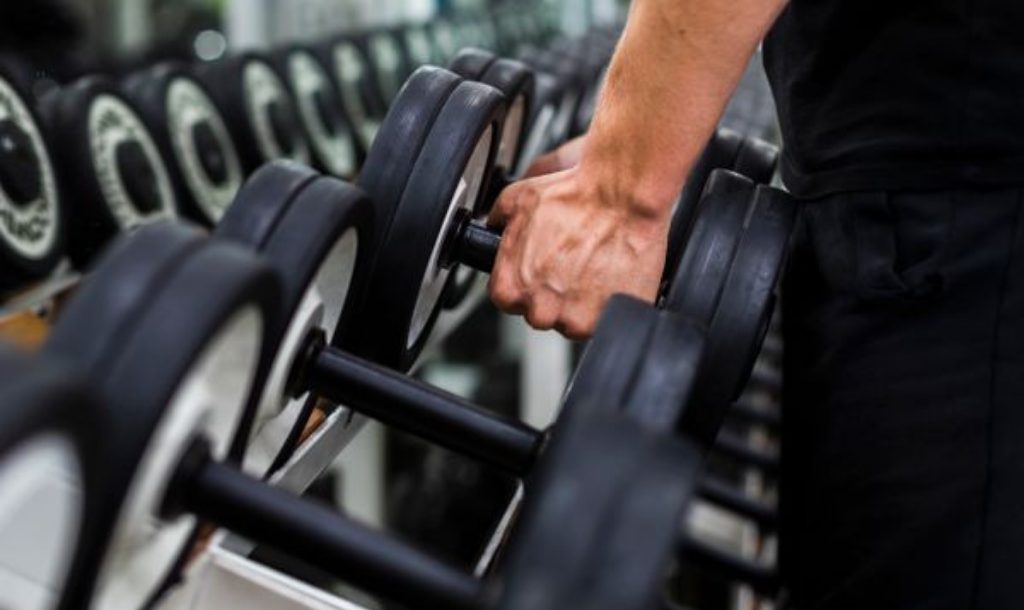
[0,348,99,610]
[45,221,206,378]
[496,410,699,610]
[732,136,779,185]
[347,79,504,369]
[0,56,65,288]
[448,48,497,79]
[38,75,178,268]
[216,160,320,250]
[623,309,706,436]
[560,295,658,423]
[356,66,461,263]
[663,129,744,287]
[662,169,756,326]
[686,186,796,446]
[480,58,535,179]
[57,230,280,609]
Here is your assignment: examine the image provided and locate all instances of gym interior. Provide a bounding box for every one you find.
[1,1,799,609]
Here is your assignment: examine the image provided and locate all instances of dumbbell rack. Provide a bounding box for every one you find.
[159,278,501,610]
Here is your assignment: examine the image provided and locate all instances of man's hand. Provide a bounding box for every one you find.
[523,136,587,178]
[487,167,670,339]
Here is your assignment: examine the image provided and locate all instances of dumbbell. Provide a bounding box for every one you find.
[193,52,313,174]
[215,158,789,487]
[272,46,362,179]
[121,61,244,226]
[0,348,97,610]
[214,158,704,476]
[312,36,382,151]
[0,55,65,291]
[38,75,179,268]
[42,222,705,610]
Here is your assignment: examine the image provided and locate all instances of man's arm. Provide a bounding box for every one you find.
[488,0,788,339]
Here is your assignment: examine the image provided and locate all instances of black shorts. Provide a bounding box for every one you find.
[780,186,1024,609]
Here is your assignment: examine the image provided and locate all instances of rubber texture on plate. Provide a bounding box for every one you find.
[448,48,497,79]
[663,129,745,287]
[623,310,706,436]
[684,185,795,445]
[356,66,461,262]
[217,160,320,250]
[662,169,756,325]
[560,295,658,423]
[45,222,206,378]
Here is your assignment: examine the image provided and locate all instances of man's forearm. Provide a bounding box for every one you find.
[579,0,789,220]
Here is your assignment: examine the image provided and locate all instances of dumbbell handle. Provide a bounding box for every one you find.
[293,330,544,476]
[180,453,483,610]
[442,170,515,274]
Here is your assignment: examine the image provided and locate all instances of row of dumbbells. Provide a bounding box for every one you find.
[0,45,791,610]
[0,8,610,293]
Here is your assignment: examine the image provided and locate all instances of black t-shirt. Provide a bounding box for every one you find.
[764,0,1024,198]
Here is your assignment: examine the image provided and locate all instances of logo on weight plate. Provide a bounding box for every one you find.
[89,95,177,228]
[289,52,356,177]
[167,78,243,223]
[0,79,60,260]
[243,60,311,165]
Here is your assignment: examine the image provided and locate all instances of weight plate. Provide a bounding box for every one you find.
[685,186,795,445]
[623,309,705,435]
[39,76,178,268]
[45,222,205,378]
[0,55,65,289]
[480,59,535,183]
[52,225,280,610]
[350,80,503,369]
[732,135,779,185]
[497,410,699,610]
[0,348,97,610]
[194,53,313,172]
[662,169,756,325]
[122,62,244,226]
[274,48,360,179]
[448,48,497,80]
[317,38,381,151]
[220,169,372,475]
[217,160,319,250]
[663,129,745,287]
[560,295,658,422]
[353,66,459,286]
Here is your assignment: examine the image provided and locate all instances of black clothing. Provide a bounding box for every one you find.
[764,1,1024,198]
[781,186,1024,609]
